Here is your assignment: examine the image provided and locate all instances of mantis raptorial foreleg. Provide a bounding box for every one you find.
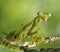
[34,27,47,45]
[25,26,47,46]
[31,26,46,45]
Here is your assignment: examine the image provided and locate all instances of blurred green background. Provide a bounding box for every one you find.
[0,0,60,52]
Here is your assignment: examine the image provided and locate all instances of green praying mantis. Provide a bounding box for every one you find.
[0,12,52,50]
[6,12,51,45]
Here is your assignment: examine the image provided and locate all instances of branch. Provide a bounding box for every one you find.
[0,34,60,52]
[22,34,60,48]
[43,34,60,43]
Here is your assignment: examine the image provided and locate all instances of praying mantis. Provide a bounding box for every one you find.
[6,12,51,45]
[0,12,52,50]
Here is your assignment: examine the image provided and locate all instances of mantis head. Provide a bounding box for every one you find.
[37,12,52,22]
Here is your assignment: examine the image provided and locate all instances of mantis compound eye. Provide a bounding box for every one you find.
[49,13,51,17]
